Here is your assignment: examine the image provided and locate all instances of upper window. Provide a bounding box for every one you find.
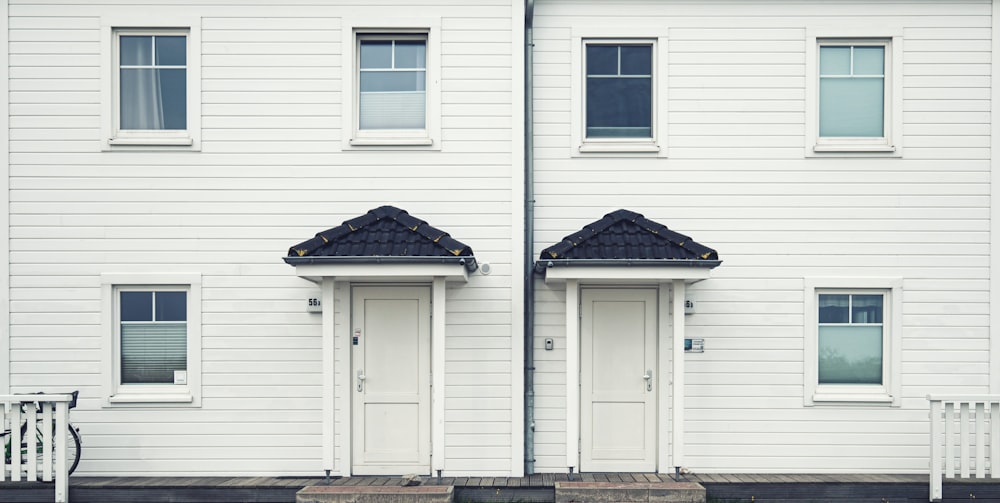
[819,43,885,139]
[118,34,187,131]
[350,32,435,146]
[113,30,192,144]
[101,273,202,406]
[359,36,426,131]
[571,35,664,155]
[804,278,901,406]
[807,35,900,155]
[102,23,200,150]
[585,43,652,139]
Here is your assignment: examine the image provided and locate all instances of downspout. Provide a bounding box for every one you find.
[523,0,536,476]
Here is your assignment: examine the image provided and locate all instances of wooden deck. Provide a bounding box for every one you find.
[3,473,999,502]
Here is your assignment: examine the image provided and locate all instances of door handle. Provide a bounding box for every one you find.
[357,369,366,392]
[643,369,653,391]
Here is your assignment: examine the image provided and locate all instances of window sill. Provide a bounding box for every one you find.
[810,143,898,157]
[108,393,194,405]
[110,137,194,147]
[350,137,434,147]
[810,392,893,405]
[578,142,660,154]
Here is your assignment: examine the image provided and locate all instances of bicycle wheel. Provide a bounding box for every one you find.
[20,422,81,476]
[66,425,81,475]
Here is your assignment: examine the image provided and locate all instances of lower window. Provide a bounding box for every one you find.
[119,289,188,384]
[101,273,201,406]
[818,293,884,385]
[804,278,901,406]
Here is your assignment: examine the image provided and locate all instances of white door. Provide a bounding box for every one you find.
[352,286,431,475]
[580,288,657,472]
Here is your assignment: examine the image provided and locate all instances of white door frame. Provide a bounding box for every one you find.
[350,284,432,475]
[328,277,448,477]
[580,287,658,472]
[289,263,466,478]
[564,279,686,474]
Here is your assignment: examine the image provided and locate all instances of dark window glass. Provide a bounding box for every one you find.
[120,291,153,321]
[155,36,186,66]
[155,291,187,321]
[585,43,652,138]
[586,45,619,75]
[620,45,651,75]
[852,294,883,324]
[818,294,849,323]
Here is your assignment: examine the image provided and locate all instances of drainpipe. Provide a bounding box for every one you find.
[523,0,536,476]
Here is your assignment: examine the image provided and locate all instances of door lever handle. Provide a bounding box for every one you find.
[643,369,653,391]
[357,369,366,392]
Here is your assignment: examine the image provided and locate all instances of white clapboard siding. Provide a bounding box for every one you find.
[531,0,991,474]
[7,0,518,477]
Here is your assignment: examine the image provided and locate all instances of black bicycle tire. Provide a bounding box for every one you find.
[18,421,82,475]
[67,425,81,475]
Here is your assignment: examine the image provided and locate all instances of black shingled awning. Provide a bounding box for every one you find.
[535,209,720,272]
[284,206,477,271]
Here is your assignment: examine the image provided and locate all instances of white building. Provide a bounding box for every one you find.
[2,0,998,478]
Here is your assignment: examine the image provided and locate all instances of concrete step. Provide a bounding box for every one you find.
[297,485,453,503]
[555,481,705,503]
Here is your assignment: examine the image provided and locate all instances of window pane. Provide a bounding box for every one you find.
[586,77,651,137]
[155,36,186,66]
[818,294,849,323]
[394,40,426,69]
[819,77,883,137]
[819,46,850,75]
[620,45,651,75]
[360,70,426,92]
[158,69,187,129]
[121,291,153,321]
[359,92,425,129]
[360,41,392,69]
[121,323,186,384]
[156,291,187,321]
[852,294,883,324]
[587,45,619,75]
[853,46,884,75]
[818,325,882,384]
[121,36,152,66]
[120,68,186,130]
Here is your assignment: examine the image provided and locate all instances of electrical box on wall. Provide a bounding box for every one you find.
[685,338,704,353]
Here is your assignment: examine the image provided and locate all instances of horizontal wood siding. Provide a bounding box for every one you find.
[532,0,991,473]
[8,0,517,476]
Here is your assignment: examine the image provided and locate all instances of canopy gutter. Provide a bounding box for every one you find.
[536,259,720,271]
[539,261,717,283]
[286,255,476,270]
[286,260,471,284]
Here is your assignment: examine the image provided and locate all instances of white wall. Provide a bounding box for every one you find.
[8,0,521,476]
[532,0,991,473]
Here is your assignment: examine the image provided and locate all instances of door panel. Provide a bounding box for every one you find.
[581,288,657,472]
[352,286,431,475]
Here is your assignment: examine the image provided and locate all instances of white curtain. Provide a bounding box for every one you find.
[121,68,165,130]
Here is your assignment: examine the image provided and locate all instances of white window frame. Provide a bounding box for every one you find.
[804,278,902,406]
[570,27,668,156]
[100,15,201,150]
[101,273,202,406]
[343,21,441,149]
[805,28,902,156]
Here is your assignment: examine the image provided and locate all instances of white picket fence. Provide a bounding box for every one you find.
[927,395,1000,501]
[1,393,75,503]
